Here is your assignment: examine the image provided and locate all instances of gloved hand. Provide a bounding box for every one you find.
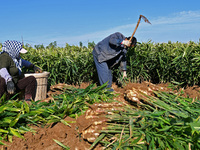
[122,71,127,79]
[7,80,15,94]
[33,65,43,73]
[121,40,131,47]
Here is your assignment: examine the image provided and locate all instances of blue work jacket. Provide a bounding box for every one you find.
[92,32,127,71]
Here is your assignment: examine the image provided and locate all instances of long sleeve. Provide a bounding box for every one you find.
[120,49,127,71]
[21,59,32,68]
[0,68,12,84]
[120,60,127,71]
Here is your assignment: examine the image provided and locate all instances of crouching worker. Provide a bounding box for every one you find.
[92,32,137,91]
[0,40,42,101]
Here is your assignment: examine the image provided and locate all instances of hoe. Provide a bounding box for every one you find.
[117,15,151,87]
[129,15,151,42]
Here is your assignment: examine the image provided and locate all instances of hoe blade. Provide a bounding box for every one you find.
[140,15,151,24]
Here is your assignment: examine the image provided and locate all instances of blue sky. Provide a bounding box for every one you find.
[0,0,200,47]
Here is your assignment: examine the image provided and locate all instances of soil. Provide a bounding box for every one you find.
[0,81,200,150]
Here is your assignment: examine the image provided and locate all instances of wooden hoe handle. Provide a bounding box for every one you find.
[129,15,151,42]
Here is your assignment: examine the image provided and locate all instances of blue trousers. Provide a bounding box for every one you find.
[93,54,113,91]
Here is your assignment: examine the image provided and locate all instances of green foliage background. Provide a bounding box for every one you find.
[1,40,200,87]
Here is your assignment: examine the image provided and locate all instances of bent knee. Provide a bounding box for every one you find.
[26,76,36,83]
[0,77,6,86]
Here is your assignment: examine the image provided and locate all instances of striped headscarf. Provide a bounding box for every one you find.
[0,40,23,71]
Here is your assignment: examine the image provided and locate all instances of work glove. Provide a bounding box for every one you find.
[7,80,15,94]
[33,65,43,73]
[121,40,131,47]
[122,71,127,79]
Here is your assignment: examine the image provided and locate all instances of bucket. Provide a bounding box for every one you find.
[24,71,50,101]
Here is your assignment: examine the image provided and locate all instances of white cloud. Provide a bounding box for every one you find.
[141,10,200,43]
[151,11,200,25]
[28,10,200,47]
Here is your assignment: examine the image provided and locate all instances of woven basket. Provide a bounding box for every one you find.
[24,71,50,101]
